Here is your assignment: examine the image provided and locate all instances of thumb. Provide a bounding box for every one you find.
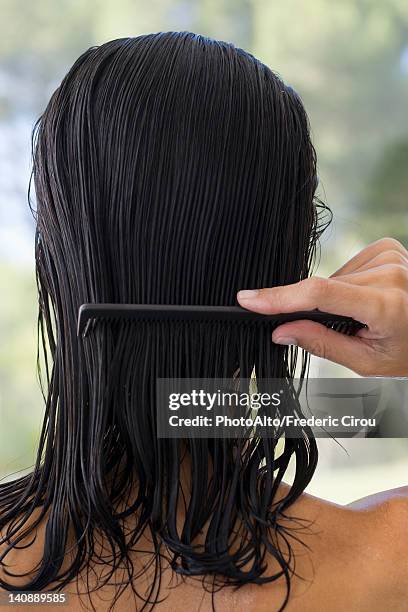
[272,320,371,374]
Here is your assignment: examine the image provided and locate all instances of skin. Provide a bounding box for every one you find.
[237,237,408,376]
[1,484,408,611]
[1,237,408,610]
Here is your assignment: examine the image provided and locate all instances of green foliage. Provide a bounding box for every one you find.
[0,263,42,478]
[358,139,408,244]
[250,0,408,255]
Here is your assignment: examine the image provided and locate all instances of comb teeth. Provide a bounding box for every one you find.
[323,319,363,336]
[77,304,366,338]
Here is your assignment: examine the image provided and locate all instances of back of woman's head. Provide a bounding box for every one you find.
[1,32,327,610]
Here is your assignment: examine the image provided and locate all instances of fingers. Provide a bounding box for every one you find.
[271,320,375,375]
[328,264,408,290]
[331,237,408,277]
[237,276,382,326]
[237,237,408,376]
[351,250,408,274]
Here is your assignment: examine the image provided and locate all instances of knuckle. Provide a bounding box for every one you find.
[376,288,408,325]
[307,326,331,359]
[258,287,270,298]
[307,276,329,300]
[374,294,389,321]
[388,264,408,286]
[377,237,405,252]
[387,288,408,317]
[376,250,408,267]
[262,286,284,310]
[388,250,408,266]
[308,338,327,359]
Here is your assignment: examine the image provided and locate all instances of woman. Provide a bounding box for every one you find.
[1,31,408,611]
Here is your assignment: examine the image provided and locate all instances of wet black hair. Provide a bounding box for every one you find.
[0,31,330,610]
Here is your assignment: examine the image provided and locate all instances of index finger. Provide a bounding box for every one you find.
[237,276,381,325]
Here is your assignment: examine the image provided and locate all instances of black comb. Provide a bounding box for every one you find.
[77,304,366,338]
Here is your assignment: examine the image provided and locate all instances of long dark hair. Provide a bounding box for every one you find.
[0,32,330,610]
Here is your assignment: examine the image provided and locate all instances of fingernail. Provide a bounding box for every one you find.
[237,289,259,300]
[273,336,298,346]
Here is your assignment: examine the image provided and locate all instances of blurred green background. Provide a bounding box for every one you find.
[1,0,408,504]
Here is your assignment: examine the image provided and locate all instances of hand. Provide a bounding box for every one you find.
[237,238,408,376]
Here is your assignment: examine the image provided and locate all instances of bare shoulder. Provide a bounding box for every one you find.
[2,487,408,612]
[347,484,408,513]
[347,485,408,572]
[253,484,408,612]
